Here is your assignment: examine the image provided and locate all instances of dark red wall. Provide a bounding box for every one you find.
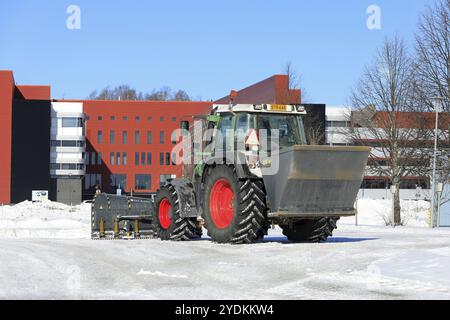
[81,100,212,194]
[0,71,14,204]
[15,85,51,100]
[215,75,301,105]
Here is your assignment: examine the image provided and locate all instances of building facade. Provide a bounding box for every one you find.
[0,71,301,204]
[324,106,450,200]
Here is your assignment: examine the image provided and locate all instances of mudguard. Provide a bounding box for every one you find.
[203,152,254,179]
[169,178,200,218]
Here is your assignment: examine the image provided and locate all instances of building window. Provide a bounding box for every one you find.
[59,163,84,170]
[166,152,171,166]
[160,131,164,144]
[91,152,96,165]
[160,116,165,122]
[110,116,115,121]
[123,131,128,144]
[110,174,126,191]
[135,174,151,190]
[98,130,102,144]
[52,140,85,147]
[62,118,83,127]
[160,152,164,165]
[85,152,90,165]
[123,152,127,165]
[98,116,103,121]
[147,116,152,122]
[110,152,115,165]
[135,131,140,144]
[135,152,139,165]
[172,117,177,122]
[64,140,85,147]
[327,121,350,128]
[147,152,152,165]
[110,130,115,144]
[84,174,102,190]
[116,152,121,166]
[141,152,146,165]
[97,152,102,165]
[135,116,140,122]
[147,131,152,144]
[123,116,128,121]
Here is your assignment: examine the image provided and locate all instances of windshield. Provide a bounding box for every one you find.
[256,114,306,149]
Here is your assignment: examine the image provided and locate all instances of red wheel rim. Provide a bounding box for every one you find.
[158,198,172,229]
[210,179,235,229]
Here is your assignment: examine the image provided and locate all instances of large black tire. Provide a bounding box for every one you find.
[202,165,268,244]
[281,217,339,243]
[154,184,200,241]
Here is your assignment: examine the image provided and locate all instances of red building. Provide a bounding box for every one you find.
[0,71,301,203]
[0,71,52,204]
[81,100,212,196]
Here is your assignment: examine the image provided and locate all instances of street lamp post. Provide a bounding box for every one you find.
[431,96,442,228]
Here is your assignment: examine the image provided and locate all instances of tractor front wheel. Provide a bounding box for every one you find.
[203,165,268,244]
[280,217,339,243]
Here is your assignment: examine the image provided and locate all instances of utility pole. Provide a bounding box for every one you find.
[431,96,442,228]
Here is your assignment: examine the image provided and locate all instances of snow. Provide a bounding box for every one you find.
[341,199,431,227]
[0,201,91,239]
[0,199,449,299]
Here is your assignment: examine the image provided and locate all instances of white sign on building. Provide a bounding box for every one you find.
[32,190,49,202]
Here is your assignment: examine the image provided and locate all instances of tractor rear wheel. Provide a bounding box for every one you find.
[281,217,339,243]
[203,165,268,244]
[154,184,201,241]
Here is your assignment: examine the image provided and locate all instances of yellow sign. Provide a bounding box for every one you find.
[270,104,287,111]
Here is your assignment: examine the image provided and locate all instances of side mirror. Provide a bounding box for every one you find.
[180,121,190,131]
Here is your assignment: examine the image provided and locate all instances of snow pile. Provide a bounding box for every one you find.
[0,200,91,239]
[340,199,430,227]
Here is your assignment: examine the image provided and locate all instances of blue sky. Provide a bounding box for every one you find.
[0,0,433,104]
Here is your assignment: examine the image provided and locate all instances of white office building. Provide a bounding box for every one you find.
[50,102,86,204]
[325,105,430,200]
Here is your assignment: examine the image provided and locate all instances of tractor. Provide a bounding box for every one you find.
[91,103,370,244]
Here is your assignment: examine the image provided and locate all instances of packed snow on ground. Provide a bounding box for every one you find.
[0,199,449,300]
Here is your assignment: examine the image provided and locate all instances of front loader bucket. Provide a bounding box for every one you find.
[91,193,155,239]
[262,145,370,219]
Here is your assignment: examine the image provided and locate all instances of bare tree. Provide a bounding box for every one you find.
[349,36,432,226]
[415,0,450,112]
[88,85,192,101]
[415,0,450,209]
[173,89,191,101]
[284,61,308,101]
[285,61,300,90]
[145,86,172,101]
[283,62,325,144]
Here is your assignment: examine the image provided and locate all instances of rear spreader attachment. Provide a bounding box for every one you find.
[91,193,155,240]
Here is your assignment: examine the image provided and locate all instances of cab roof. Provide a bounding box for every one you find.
[212,104,307,115]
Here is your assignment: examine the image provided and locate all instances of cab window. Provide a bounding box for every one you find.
[216,113,233,151]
